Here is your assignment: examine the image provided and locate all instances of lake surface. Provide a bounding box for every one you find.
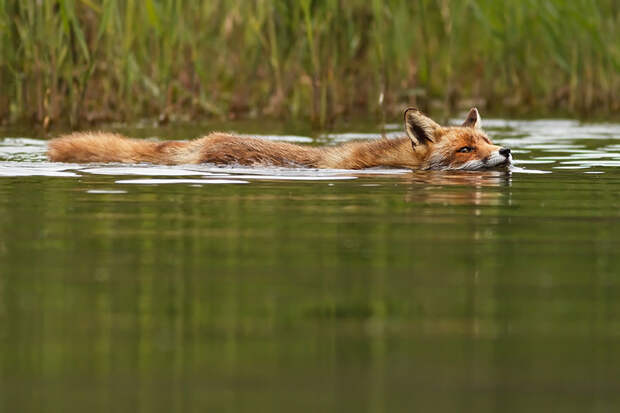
[1,118,619,412]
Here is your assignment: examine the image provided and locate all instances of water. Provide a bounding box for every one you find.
[1,118,619,412]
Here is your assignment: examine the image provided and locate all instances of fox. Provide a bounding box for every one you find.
[47,108,511,170]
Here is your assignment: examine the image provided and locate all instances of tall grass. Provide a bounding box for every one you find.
[0,0,618,127]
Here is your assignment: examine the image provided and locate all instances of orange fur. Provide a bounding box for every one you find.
[47,108,511,170]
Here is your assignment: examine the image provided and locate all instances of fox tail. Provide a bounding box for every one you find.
[47,132,191,164]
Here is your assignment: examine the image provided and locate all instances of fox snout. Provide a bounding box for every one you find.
[484,147,512,169]
[497,147,512,164]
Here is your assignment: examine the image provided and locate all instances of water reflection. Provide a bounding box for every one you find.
[399,170,510,206]
[404,170,510,187]
[1,119,620,412]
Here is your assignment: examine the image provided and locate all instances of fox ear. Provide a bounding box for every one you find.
[404,108,440,146]
[462,107,482,129]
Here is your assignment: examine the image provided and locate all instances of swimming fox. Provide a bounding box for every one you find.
[47,108,511,170]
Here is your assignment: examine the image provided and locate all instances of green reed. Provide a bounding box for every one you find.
[0,0,618,127]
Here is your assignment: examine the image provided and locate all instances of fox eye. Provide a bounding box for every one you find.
[457,146,474,153]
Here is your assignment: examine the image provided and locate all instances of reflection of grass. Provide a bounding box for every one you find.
[305,299,412,320]
[1,1,618,126]
[306,302,376,320]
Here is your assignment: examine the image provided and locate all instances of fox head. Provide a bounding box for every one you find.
[404,108,511,170]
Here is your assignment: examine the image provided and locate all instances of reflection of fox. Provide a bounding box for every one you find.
[47,108,511,170]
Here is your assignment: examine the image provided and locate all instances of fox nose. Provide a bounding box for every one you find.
[499,148,511,157]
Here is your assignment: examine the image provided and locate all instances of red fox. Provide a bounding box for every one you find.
[47,108,511,170]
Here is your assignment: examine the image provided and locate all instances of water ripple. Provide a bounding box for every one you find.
[116,178,249,185]
[1,117,619,181]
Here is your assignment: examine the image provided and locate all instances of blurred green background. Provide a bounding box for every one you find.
[1,0,618,127]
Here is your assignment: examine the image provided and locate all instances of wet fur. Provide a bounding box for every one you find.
[47,132,421,168]
[47,108,511,170]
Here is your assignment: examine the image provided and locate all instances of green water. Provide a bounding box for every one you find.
[1,119,619,412]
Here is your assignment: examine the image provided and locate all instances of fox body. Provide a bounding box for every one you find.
[47,108,511,170]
